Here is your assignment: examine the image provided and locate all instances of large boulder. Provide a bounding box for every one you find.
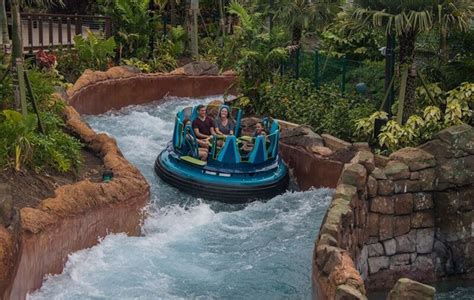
[389,148,436,171]
[387,278,435,300]
[183,61,219,76]
[280,125,324,149]
[434,124,474,156]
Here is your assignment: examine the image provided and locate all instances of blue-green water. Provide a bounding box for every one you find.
[29,97,333,299]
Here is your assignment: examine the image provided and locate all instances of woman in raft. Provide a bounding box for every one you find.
[214,105,235,146]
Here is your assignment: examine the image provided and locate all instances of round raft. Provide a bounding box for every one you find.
[154,105,289,203]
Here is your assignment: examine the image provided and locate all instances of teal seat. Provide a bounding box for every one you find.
[217,136,241,164]
[267,129,280,158]
[249,135,268,164]
[183,124,199,158]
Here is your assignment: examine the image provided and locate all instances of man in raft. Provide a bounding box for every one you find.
[192,104,215,158]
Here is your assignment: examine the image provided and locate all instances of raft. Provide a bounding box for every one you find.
[154,105,289,203]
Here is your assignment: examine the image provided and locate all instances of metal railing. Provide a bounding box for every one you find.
[7,13,112,53]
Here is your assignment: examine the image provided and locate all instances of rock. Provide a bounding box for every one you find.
[434,124,474,155]
[20,207,57,234]
[436,156,474,190]
[353,142,371,152]
[370,197,394,214]
[419,139,454,162]
[183,61,219,75]
[372,167,387,180]
[105,66,138,79]
[384,161,410,180]
[310,146,333,156]
[221,69,238,76]
[411,212,434,228]
[330,147,357,164]
[416,228,435,254]
[383,239,396,256]
[240,117,260,135]
[387,278,436,300]
[393,215,411,237]
[280,125,324,149]
[335,184,358,203]
[367,213,379,237]
[393,194,413,215]
[319,233,338,247]
[323,247,344,274]
[368,256,389,274]
[393,180,421,194]
[340,163,367,192]
[206,99,224,119]
[390,253,411,267]
[351,151,375,173]
[413,193,433,211]
[368,243,385,257]
[169,67,186,75]
[390,148,436,171]
[395,230,416,253]
[410,172,420,180]
[379,215,394,240]
[322,134,352,151]
[0,184,13,226]
[367,176,378,198]
[378,180,394,196]
[358,246,369,279]
[375,154,390,168]
[418,169,435,191]
[414,255,435,271]
[335,284,367,300]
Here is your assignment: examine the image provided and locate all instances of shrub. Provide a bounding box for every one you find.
[356,82,474,153]
[0,110,83,172]
[256,77,376,141]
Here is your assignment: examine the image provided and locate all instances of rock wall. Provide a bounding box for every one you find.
[67,67,237,115]
[277,122,360,189]
[312,124,474,299]
[2,105,150,299]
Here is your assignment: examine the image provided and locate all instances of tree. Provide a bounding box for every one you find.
[352,0,473,123]
[437,0,473,61]
[0,0,9,50]
[275,0,341,45]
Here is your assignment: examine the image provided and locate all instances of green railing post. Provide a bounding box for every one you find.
[313,50,319,88]
[340,56,347,97]
[15,58,27,116]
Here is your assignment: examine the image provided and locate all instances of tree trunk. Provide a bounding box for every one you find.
[11,0,23,63]
[440,25,448,62]
[218,0,225,44]
[189,0,198,58]
[398,30,417,124]
[170,0,177,25]
[292,23,302,45]
[0,0,9,48]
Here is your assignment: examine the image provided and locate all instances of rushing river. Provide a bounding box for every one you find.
[29,97,333,299]
[28,97,473,299]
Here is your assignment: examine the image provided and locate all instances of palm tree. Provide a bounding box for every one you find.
[351,0,472,123]
[437,0,473,61]
[0,0,9,50]
[275,0,341,45]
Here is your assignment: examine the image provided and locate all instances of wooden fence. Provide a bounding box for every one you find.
[6,13,112,53]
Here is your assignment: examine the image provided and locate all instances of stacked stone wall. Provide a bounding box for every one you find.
[312,124,474,298]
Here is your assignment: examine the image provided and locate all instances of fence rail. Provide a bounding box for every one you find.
[6,13,112,53]
[281,49,382,98]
